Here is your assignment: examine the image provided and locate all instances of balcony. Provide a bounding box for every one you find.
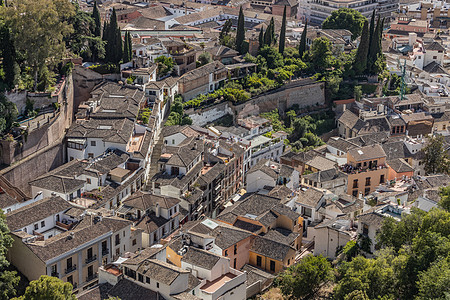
[85,255,97,265]
[86,273,98,283]
[102,248,109,256]
[65,265,77,275]
[51,271,59,278]
[340,164,387,175]
[73,283,78,289]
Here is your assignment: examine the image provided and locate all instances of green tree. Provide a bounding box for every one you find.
[197,52,212,67]
[258,28,264,50]
[344,290,369,300]
[122,31,132,63]
[422,135,449,175]
[285,109,296,127]
[155,55,174,77]
[0,23,17,91]
[235,7,245,54]
[1,0,75,91]
[354,85,362,101]
[258,46,283,69]
[219,19,232,43]
[368,9,376,53]
[278,255,333,299]
[0,92,18,135]
[279,6,287,54]
[66,2,96,58]
[439,186,450,212]
[416,257,450,300]
[0,210,20,299]
[334,252,397,300]
[368,16,381,74]
[18,276,76,300]
[322,8,366,40]
[92,1,101,37]
[353,20,369,74]
[298,20,307,58]
[104,8,122,64]
[309,37,333,73]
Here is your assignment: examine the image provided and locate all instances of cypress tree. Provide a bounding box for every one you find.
[235,7,245,54]
[123,31,129,63]
[298,20,307,58]
[264,23,271,46]
[353,20,369,75]
[92,1,101,37]
[128,31,133,62]
[0,25,17,90]
[116,27,123,64]
[368,9,376,52]
[269,17,275,44]
[368,16,380,74]
[258,28,264,50]
[279,6,287,54]
[105,9,123,64]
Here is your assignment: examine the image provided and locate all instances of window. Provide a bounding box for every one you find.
[115,234,120,246]
[365,177,371,186]
[270,260,276,272]
[67,257,72,269]
[67,275,73,285]
[256,255,262,267]
[234,244,237,255]
[379,174,385,184]
[91,141,96,146]
[352,190,358,197]
[288,259,290,265]
[364,187,370,196]
[88,153,94,159]
[362,223,369,236]
[433,56,437,59]
[353,179,358,189]
[138,273,144,282]
[156,282,160,288]
[34,224,38,230]
[224,250,228,257]
[88,265,93,277]
[51,264,57,276]
[87,178,91,184]
[233,258,237,269]
[146,277,150,284]
[132,239,137,246]
[87,247,93,259]
[116,248,120,256]
[172,139,175,145]
[41,221,45,228]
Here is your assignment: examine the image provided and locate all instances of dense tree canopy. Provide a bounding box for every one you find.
[278,254,333,299]
[422,135,449,175]
[0,0,75,91]
[334,207,450,300]
[322,8,366,40]
[0,211,20,299]
[17,276,76,300]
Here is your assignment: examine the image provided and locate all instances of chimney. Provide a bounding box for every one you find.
[155,202,160,218]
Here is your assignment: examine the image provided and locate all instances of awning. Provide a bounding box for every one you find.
[112,257,128,265]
